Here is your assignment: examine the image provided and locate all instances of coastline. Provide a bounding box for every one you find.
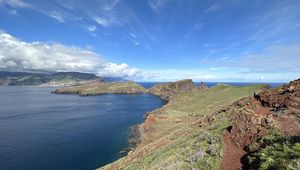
[53,80,287,169]
[124,97,169,155]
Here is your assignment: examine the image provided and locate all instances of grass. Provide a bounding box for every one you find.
[100,84,268,169]
[164,84,267,116]
[55,81,146,95]
[245,132,300,170]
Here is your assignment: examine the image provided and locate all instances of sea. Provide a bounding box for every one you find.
[138,82,285,88]
[0,87,164,170]
[0,82,284,170]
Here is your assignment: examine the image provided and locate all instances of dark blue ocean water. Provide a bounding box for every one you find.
[0,87,164,170]
[138,82,285,89]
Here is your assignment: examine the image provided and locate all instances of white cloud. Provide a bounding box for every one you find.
[86,25,97,32]
[129,33,136,38]
[0,32,149,80]
[240,44,300,70]
[94,17,110,27]
[148,0,170,12]
[0,0,31,8]
[148,69,216,82]
[103,0,120,11]
[49,11,65,23]
[205,4,221,13]
[98,63,152,79]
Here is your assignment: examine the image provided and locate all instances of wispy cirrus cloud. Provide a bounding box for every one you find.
[148,0,171,12]
[86,25,97,32]
[49,11,66,23]
[0,0,31,8]
[94,17,112,27]
[243,4,300,47]
[240,44,300,71]
[205,4,221,13]
[200,43,300,75]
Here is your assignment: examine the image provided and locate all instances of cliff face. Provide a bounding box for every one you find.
[167,79,196,91]
[147,79,197,100]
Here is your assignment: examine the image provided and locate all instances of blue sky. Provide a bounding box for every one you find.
[0,0,299,82]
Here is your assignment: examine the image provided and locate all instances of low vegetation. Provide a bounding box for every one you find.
[244,132,300,170]
[53,81,146,95]
[100,83,268,169]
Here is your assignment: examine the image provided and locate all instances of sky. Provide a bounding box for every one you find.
[0,0,299,82]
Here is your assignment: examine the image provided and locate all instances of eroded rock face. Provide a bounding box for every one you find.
[220,78,300,170]
[254,79,300,110]
[224,79,300,145]
[148,79,201,101]
[167,79,196,91]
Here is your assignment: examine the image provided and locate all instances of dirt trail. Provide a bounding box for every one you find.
[221,131,246,170]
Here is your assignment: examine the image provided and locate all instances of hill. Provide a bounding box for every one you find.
[53,81,146,96]
[99,81,269,169]
[53,78,300,169]
[0,71,102,86]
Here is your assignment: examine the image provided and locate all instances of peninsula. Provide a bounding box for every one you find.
[53,79,300,169]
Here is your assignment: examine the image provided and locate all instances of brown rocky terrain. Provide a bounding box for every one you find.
[219,79,300,170]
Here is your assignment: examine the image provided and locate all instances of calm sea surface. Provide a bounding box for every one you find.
[138,82,285,88]
[0,82,284,169]
[0,87,165,170]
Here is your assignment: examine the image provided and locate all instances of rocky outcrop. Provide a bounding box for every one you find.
[254,79,300,110]
[147,79,198,101]
[198,82,208,91]
[167,79,196,91]
[220,78,300,170]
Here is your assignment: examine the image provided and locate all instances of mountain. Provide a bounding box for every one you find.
[0,71,102,86]
[101,77,127,82]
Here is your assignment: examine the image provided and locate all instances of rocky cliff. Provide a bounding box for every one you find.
[147,79,198,100]
[218,79,300,170]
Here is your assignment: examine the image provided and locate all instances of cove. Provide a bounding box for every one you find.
[0,86,165,170]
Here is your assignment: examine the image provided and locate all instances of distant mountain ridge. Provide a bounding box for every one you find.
[0,71,102,86]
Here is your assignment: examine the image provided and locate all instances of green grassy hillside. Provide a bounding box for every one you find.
[100,84,268,169]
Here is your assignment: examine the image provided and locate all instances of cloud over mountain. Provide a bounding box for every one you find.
[0,32,149,79]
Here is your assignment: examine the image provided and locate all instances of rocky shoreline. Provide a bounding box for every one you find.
[120,125,142,155]
[52,79,300,169]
